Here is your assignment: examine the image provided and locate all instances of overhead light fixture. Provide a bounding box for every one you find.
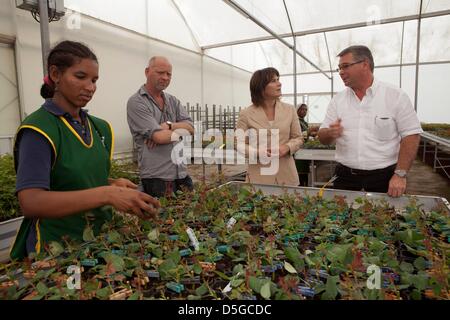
[16,0,66,22]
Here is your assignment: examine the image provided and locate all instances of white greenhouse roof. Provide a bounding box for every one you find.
[64,0,450,73]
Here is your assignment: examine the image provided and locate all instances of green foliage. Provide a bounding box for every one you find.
[421,123,450,139]
[303,138,335,150]
[0,155,20,222]
[322,276,339,300]
[109,159,139,184]
[0,184,449,300]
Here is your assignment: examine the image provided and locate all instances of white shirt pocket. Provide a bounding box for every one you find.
[374,116,397,141]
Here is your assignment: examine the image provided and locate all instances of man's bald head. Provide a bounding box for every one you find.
[148,56,171,69]
[145,56,173,93]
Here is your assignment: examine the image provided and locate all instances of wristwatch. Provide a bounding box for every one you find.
[166,121,173,130]
[394,169,407,178]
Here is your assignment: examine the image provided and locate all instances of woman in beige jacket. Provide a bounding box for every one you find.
[236,67,303,186]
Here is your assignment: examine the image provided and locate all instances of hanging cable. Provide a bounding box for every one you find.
[30,1,61,23]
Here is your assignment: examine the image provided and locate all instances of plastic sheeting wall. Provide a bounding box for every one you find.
[46,1,450,126]
[0,2,251,154]
[280,61,450,124]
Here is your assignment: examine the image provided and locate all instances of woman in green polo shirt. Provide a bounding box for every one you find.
[11,40,160,260]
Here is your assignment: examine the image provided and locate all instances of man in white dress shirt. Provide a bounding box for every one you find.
[318,45,422,197]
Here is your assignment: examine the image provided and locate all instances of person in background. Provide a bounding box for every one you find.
[235,67,303,186]
[11,40,160,260]
[127,56,194,198]
[295,103,313,186]
[318,45,422,197]
[298,103,309,136]
[297,103,318,139]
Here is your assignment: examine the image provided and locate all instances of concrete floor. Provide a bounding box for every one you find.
[187,159,450,201]
[405,160,450,200]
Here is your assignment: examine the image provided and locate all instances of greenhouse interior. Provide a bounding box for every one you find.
[0,0,449,302]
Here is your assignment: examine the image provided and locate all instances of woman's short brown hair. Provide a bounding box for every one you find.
[250,67,280,106]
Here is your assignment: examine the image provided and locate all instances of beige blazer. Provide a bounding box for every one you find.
[236,101,303,186]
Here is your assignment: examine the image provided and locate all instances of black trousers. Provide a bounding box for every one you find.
[333,163,396,193]
[141,175,194,198]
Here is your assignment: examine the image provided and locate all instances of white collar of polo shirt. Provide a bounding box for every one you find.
[347,78,379,100]
[366,78,379,98]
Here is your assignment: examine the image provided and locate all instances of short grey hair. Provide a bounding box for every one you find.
[337,45,374,72]
[147,56,170,68]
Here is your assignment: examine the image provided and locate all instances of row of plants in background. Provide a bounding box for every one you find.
[302,138,335,150]
[1,184,448,300]
[421,123,450,140]
[0,155,19,222]
[109,159,139,185]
